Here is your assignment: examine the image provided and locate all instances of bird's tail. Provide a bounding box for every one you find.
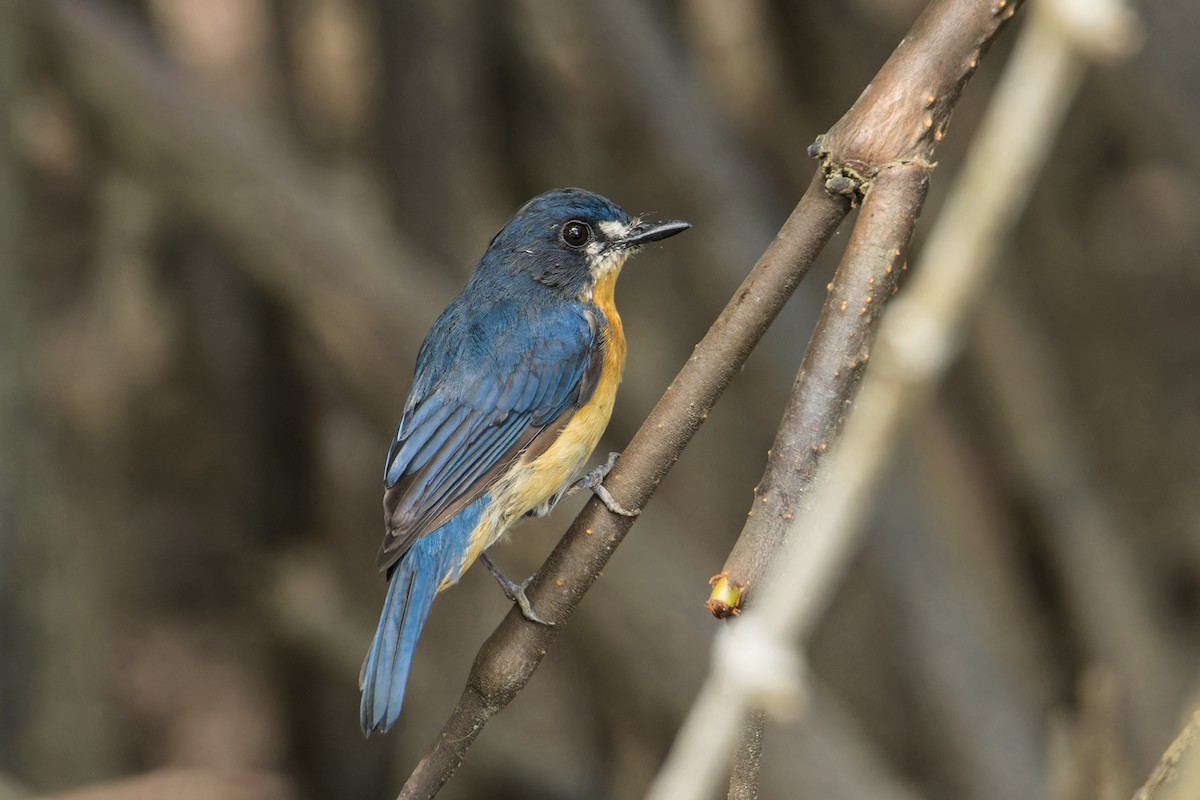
[359,495,489,736]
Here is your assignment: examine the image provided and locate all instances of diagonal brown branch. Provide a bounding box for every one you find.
[726,710,766,800]
[708,0,1026,619]
[397,172,851,799]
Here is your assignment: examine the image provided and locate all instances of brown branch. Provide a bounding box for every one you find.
[726,710,766,800]
[707,0,1024,616]
[38,0,452,425]
[397,171,850,800]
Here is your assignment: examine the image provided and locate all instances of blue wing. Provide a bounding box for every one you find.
[376,297,603,570]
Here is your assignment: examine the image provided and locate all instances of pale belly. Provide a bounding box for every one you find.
[500,385,617,523]
[460,374,618,572]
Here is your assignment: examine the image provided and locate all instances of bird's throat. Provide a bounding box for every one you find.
[591,269,626,371]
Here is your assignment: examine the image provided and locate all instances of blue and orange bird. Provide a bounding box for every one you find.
[360,188,689,734]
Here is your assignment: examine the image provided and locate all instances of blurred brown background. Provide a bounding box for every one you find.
[2,1,1199,799]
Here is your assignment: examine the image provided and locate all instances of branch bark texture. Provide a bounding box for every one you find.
[726,709,766,800]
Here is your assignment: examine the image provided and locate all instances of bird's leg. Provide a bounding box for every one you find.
[479,552,554,626]
[565,451,641,517]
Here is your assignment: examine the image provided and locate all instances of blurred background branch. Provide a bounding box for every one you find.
[41,0,451,424]
[1133,711,1200,800]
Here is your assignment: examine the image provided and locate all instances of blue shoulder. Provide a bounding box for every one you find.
[383,296,597,488]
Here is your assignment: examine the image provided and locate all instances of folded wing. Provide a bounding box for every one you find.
[377,300,602,571]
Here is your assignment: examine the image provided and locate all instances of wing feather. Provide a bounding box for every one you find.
[377,300,600,570]
[397,405,470,478]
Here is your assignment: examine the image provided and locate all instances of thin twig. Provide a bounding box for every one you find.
[649,0,1138,797]
[396,172,850,799]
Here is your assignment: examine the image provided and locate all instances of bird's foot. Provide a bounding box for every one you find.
[480,552,554,626]
[566,451,641,516]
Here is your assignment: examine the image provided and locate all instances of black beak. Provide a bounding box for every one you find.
[618,219,692,248]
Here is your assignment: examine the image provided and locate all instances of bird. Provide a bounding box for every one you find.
[360,188,690,735]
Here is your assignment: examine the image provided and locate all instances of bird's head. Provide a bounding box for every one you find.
[481,188,691,300]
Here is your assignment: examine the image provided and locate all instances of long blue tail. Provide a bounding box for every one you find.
[360,495,488,735]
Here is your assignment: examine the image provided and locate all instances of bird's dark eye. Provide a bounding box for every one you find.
[561,220,591,247]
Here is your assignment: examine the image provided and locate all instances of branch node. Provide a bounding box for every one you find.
[823,173,859,198]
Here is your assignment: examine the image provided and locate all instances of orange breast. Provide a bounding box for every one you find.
[499,269,625,519]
